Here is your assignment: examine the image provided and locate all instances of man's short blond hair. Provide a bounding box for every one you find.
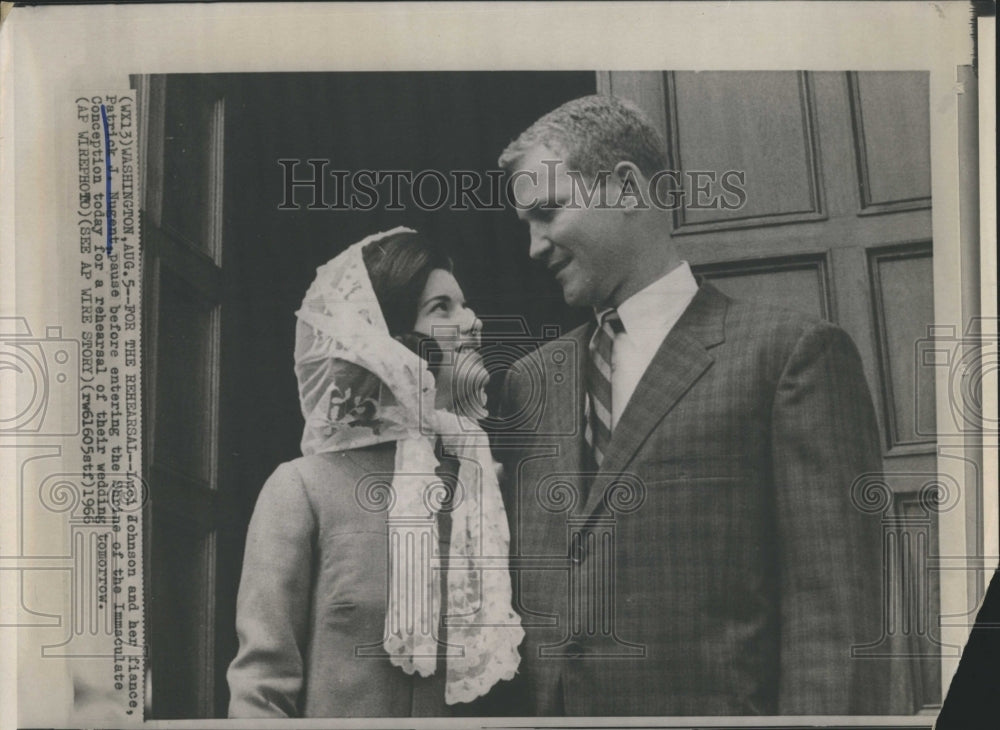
[498,94,668,180]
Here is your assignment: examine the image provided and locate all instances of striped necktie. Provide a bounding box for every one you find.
[585,309,624,468]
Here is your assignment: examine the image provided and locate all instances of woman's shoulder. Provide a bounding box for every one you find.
[286,442,395,480]
[262,442,398,511]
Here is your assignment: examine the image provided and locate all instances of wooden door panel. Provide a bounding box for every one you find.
[848,72,932,213]
[149,508,216,718]
[868,242,937,452]
[160,77,225,261]
[605,69,940,712]
[151,265,220,482]
[667,71,823,230]
[141,74,227,718]
[696,254,833,321]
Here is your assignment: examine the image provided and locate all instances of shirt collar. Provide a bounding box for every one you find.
[597,261,698,337]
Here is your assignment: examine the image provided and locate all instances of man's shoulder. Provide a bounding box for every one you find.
[713,287,862,370]
[723,292,823,339]
[254,446,398,525]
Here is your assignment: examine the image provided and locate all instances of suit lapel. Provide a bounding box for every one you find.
[580,283,730,517]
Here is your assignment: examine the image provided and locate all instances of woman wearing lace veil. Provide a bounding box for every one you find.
[227,227,523,717]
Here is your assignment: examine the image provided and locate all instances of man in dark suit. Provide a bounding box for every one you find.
[491,94,888,716]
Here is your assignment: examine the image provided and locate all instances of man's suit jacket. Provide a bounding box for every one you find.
[493,282,888,716]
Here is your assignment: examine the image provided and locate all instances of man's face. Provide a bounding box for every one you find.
[510,144,634,309]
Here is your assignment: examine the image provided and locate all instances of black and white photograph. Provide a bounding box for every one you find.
[139,67,956,719]
[1,3,994,729]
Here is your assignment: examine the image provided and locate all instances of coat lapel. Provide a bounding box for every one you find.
[580,283,730,517]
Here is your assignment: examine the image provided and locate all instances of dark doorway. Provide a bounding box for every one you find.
[142,71,596,718]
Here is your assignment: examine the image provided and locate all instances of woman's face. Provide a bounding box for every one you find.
[413,268,488,416]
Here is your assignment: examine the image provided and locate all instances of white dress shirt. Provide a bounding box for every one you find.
[598,261,699,429]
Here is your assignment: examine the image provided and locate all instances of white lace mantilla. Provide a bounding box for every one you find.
[294,227,523,704]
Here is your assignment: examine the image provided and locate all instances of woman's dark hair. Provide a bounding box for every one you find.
[362,231,453,338]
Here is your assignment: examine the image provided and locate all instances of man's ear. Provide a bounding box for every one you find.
[611,160,650,212]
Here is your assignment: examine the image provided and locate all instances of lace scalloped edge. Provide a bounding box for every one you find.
[444,627,526,705]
